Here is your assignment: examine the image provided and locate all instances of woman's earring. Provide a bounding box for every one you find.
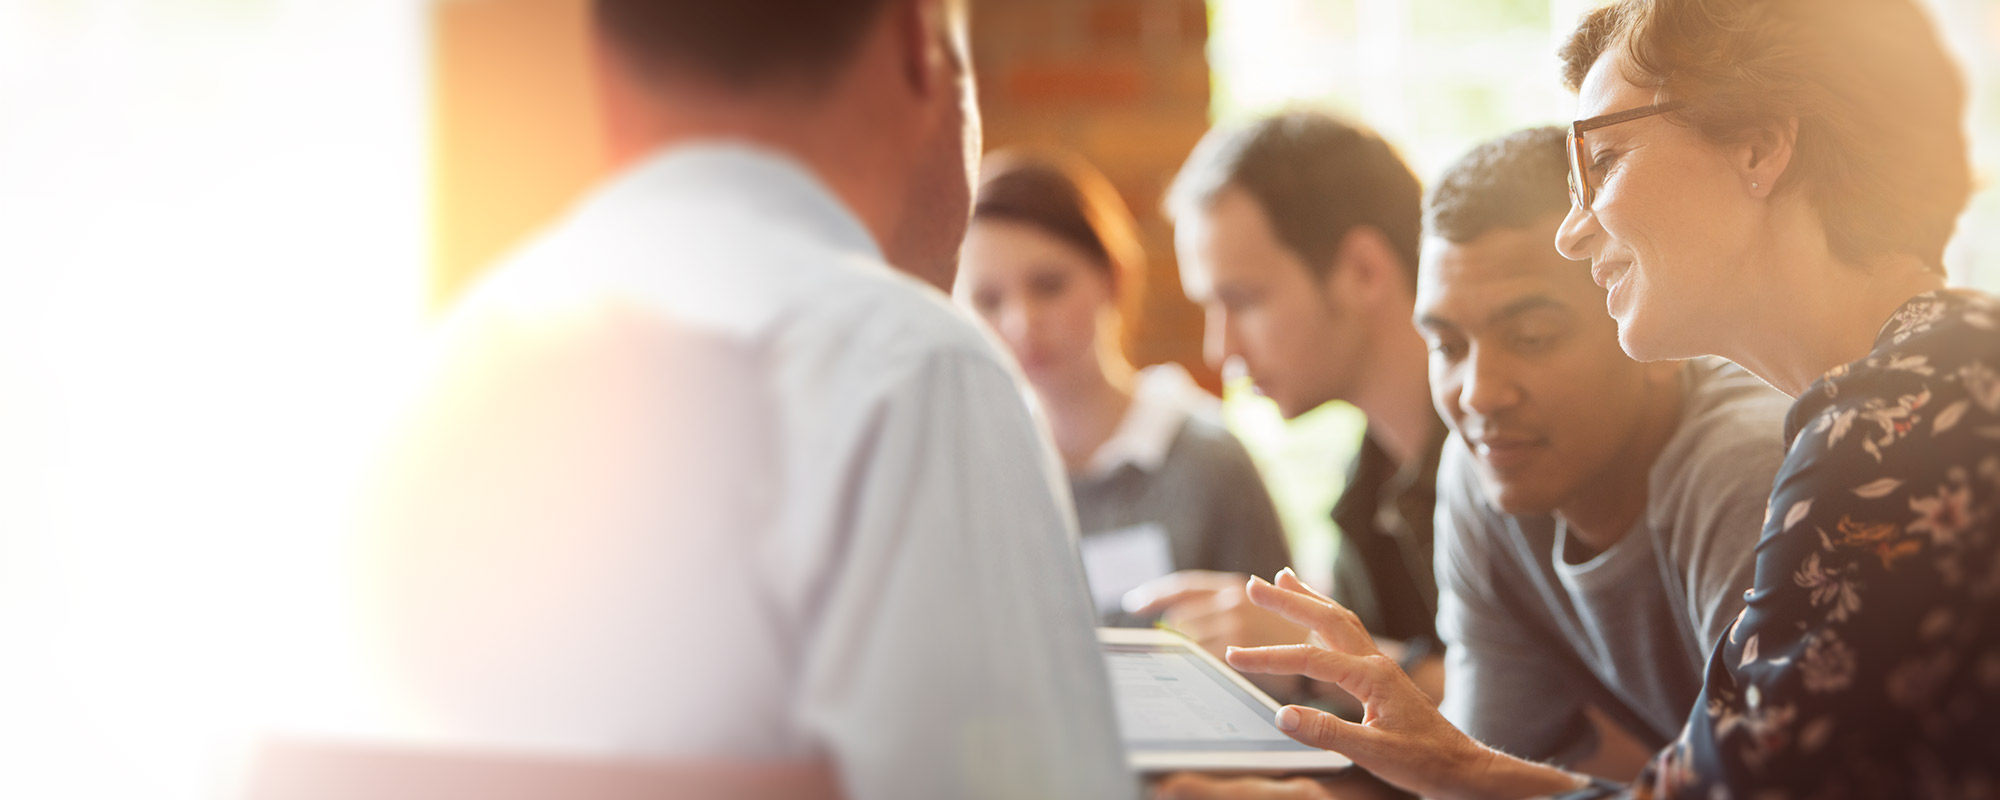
[1751,181,1761,190]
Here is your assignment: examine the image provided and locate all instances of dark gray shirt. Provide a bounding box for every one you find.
[1075,413,1291,626]
[1434,357,1792,765]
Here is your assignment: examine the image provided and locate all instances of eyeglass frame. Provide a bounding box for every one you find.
[1567,100,1685,210]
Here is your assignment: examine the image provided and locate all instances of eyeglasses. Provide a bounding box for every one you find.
[1567,101,1684,210]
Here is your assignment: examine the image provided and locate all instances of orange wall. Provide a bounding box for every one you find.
[430,0,604,308]
[973,0,1214,388]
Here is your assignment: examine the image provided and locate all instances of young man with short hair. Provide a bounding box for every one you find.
[1418,126,1789,779]
[1133,111,1445,700]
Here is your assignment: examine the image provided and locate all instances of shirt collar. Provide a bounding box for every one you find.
[1332,417,1448,528]
[582,141,885,264]
[1387,419,1450,502]
[1082,391,1186,478]
[1080,365,1211,479]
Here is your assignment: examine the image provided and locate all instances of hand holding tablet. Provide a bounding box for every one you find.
[1212,570,1579,800]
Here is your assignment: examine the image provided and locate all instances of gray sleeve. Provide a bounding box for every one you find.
[1655,416,1785,656]
[1196,422,1293,580]
[1434,439,1598,765]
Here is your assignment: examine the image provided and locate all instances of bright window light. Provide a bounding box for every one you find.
[0,2,426,798]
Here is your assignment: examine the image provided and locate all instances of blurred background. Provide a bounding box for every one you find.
[4,0,2000,797]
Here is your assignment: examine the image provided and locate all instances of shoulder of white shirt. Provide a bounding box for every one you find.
[446,143,1003,374]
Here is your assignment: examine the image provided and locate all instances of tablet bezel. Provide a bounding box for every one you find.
[1098,627,1353,774]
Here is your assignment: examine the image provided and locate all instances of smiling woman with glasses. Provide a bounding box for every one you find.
[1564,101,1680,211]
[1152,0,2000,799]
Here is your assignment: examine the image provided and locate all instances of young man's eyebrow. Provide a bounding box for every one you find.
[1413,310,1459,333]
[1486,294,1567,326]
[1415,294,1566,333]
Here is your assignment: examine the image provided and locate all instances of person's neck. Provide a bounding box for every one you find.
[1344,313,1437,469]
[1038,360,1135,472]
[1710,222,1944,397]
[1556,376,1685,560]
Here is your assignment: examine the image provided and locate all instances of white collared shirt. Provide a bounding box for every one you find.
[346,144,1133,799]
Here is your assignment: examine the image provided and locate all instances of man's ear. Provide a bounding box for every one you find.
[1322,225,1407,308]
[896,0,948,99]
[1739,116,1798,198]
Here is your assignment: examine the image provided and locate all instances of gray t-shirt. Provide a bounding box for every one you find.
[1434,357,1792,765]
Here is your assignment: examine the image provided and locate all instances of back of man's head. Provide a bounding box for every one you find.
[1425,126,1570,244]
[1165,110,1423,291]
[593,0,896,93]
[589,0,977,291]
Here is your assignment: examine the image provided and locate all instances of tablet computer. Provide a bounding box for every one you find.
[1098,627,1353,774]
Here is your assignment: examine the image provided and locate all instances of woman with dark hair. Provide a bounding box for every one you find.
[953,150,1292,626]
[1156,0,1998,797]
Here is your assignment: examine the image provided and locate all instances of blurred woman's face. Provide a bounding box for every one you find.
[955,218,1117,389]
[1555,50,1762,362]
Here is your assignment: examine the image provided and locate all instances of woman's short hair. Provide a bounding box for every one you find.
[973,149,1146,302]
[1560,0,1970,273]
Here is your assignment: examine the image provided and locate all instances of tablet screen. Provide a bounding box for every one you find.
[1103,641,1321,753]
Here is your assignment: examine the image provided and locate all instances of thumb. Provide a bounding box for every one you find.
[1275,704,1372,758]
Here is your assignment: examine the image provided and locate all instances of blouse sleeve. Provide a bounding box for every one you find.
[1627,302,2000,798]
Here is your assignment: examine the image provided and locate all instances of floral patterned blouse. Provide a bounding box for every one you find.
[1566,289,2000,799]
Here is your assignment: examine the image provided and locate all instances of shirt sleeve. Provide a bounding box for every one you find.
[1654,428,1773,661]
[1647,370,1794,663]
[795,349,1137,800]
[1433,441,1600,765]
[350,307,1134,800]
[1202,425,1293,581]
